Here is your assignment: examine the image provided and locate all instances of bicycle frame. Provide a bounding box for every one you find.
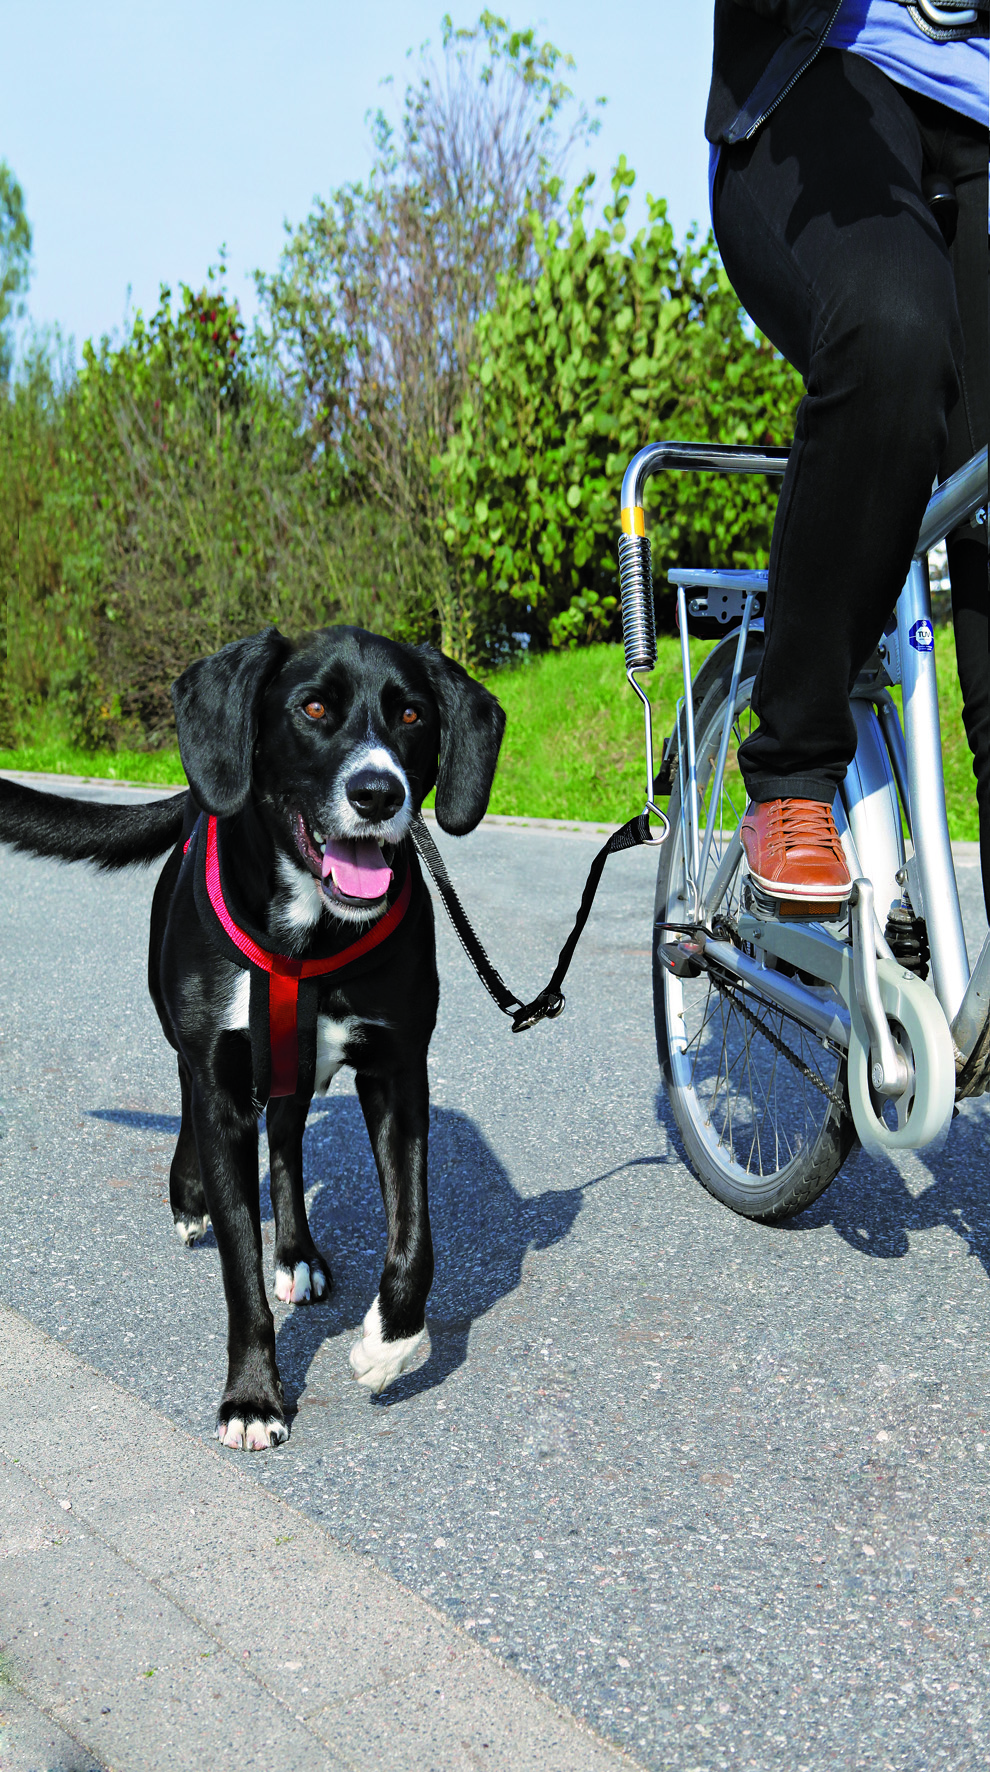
[619,440,989,1137]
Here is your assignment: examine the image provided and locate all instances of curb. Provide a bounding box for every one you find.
[0,1304,637,1772]
[0,772,620,834]
[0,770,981,856]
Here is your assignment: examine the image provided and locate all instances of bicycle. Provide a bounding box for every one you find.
[617,440,989,1222]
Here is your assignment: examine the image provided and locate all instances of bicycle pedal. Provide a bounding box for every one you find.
[778,899,846,921]
[745,879,845,922]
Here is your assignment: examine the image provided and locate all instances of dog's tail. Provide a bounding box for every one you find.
[0,779,190,870]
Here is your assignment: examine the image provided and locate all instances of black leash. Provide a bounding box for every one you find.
[410,812,658,1033]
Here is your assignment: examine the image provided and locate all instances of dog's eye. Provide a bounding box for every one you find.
[401,708,419,725]
[303,701,325,721]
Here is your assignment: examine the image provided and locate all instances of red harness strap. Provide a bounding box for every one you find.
[203,815,412,1097]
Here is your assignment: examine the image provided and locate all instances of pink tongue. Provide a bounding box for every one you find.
[322,837,392,902]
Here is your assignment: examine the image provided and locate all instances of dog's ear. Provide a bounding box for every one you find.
[415,646,506,835]
[171,627,290,816]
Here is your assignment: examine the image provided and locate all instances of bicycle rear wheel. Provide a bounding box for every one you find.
[654,643,856,1221]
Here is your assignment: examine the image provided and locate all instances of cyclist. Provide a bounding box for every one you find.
[705,0,989,917]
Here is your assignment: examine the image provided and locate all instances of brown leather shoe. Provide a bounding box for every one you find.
[740,798,851,911]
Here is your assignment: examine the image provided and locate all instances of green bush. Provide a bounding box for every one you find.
[0,17,807,748]
[1,279,434,748]
[440,163,802,650]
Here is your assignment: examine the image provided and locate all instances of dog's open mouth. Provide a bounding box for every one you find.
[292,814,393,908]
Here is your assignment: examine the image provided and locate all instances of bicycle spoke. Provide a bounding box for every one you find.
[657,667,848,1205]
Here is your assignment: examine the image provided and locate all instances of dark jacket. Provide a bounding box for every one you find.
[706,0,989,146]
[706,0,845,145]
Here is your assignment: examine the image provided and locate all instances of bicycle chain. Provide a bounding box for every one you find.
[705,962,848,1110]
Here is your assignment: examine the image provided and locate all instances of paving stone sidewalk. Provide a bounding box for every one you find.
[0,1304,634,1772]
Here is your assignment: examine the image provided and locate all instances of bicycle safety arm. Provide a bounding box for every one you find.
[617,443,789,840]
[619,442,790,526]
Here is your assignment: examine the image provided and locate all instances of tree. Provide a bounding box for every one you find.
[0,161,32,383]
[257,10,599,659]
[440,162,803,650]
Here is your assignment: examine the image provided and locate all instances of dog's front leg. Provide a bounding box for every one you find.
[350,1054,434,1394]
[189,1048,287,1450]
[169,1053,211,1245]
[266,1094,333,1305]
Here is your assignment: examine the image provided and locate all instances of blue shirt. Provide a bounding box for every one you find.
[826,0,989,126]
[708,2,989,222]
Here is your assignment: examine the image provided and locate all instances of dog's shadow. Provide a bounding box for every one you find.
[267,1095,589,1411]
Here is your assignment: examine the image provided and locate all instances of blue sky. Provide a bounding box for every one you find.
[4,2,713,355]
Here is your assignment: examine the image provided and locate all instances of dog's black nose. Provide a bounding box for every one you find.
[345,768,406,822]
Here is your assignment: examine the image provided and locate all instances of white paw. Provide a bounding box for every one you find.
[216,1414,288,1451]
[175,1213,210,1246]
[274,1260,326,1304]
[349,1296,430,1394]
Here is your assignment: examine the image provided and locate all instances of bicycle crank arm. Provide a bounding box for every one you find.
[849,881,909,1096]
[951,931,990,1098]
[735,889,956,1152]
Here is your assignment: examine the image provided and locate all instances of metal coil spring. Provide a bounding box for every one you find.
[618,532,657,672]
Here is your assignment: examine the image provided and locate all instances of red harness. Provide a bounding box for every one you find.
[191,815,412,1098]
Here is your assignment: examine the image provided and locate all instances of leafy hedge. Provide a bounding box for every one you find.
[441,164,801,650]
[0,20,804,751]
[1,282,421,748]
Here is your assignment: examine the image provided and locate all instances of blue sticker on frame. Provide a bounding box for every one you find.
[909,618,934,653]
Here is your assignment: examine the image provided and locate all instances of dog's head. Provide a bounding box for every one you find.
[171,625,505,925]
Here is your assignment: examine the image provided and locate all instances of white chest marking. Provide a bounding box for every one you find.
[274,852,323,936]
[314,1016,351,1093]
[221,973,350,1094]
[222,971,251,1032]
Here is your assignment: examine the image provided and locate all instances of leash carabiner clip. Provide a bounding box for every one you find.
[638,801,670,848]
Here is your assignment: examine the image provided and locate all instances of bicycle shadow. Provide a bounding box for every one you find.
[789,1104,990,1280]
[269,1094,593,1411]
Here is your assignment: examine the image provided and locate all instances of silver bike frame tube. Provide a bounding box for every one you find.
[952,934,990,1063]
[697,596,756,894]
[676,587,701,909]
[674,697,693,910]
[702,830,743,923]
[898,557,970,1021]
[702,939,851,1047]
[873,690,912,836]
[914,446,987,556]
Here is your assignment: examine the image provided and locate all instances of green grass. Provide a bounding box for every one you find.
[484,633,980,839]
[480,637,710,823]
[0,630,979,837]
[0,738,186,784]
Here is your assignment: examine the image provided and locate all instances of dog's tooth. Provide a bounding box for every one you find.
[313,828,326,847]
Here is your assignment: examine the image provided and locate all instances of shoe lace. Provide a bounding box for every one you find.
[779,800,841,854]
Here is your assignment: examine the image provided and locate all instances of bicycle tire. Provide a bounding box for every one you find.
[654,640,857,1221]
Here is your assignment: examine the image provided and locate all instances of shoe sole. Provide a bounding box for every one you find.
[746,863,852,913]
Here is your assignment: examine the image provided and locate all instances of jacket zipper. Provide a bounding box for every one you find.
[744,0,846,139]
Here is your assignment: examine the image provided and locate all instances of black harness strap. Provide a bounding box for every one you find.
[410,812,653,1033]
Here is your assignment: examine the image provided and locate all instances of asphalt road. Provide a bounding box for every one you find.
[1,789,988,1772]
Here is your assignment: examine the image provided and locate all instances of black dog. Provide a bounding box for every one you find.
[0,626,504,1448]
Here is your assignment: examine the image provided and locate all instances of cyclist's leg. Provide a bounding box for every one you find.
[712,48,963,813]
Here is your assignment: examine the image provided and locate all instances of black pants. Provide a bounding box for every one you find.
[714,48,989,908]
